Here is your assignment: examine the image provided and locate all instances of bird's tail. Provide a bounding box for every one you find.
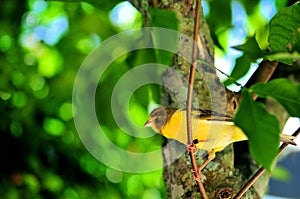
[280,134,297,146]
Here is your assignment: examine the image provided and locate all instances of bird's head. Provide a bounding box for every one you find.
[144,107,175,133]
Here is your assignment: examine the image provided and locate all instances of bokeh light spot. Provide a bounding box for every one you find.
[24,12,39,28]
[127,175,144,196]
[109,2,141,30]
[0,91,12,100]
[43,117,65,136]
[37,47,63,77]
[20,33,39,50]
[106,168,123,183]
[11,71,25,88]
[58,102,73,121]
[42,16,69,46]
[23,173,40,193]
[30,74,45,91]
[79,154,99,175]
[62,130,75,144]
[76,34,100,54]
[30,0,48,14]
[42,173,64,193]
[0,34,13,52]
[24,52,36,66]
[142,188,161,199]
[63,188,79,199]
[33,84,49,99]
[10,121,23,137]
[12,91,28,108]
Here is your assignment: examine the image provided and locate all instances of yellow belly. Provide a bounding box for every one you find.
[161,110,247,152]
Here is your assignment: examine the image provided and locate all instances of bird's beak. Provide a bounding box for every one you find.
[144,118,152,127]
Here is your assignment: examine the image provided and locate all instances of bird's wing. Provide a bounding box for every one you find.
[191,109,233,122]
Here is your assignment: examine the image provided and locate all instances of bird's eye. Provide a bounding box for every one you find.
[155,117,166,129]
[155,118,161,123]
[155,113,162,121]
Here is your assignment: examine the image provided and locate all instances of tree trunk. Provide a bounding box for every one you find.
[131,0,269,198]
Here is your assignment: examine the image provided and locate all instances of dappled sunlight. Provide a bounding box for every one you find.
[109,1,142,30]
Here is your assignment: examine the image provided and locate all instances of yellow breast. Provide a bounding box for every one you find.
[160,110,248,152]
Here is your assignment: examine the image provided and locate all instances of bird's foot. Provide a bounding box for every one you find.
[191,168,202,182]
[186,143,198,155]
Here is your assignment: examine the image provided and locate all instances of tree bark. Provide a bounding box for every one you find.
[131,0,269,198]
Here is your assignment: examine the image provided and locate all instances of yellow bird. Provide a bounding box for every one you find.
[144,107,296,170]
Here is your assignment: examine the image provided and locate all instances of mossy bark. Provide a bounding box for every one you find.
[130,0,269,198]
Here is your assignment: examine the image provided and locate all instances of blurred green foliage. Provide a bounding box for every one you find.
[0,0,163,198]
[0,0,298,198]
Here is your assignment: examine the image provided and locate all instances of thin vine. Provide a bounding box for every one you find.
[186,0,208,198]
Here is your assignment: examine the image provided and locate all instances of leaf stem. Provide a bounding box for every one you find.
[197,58,242,87]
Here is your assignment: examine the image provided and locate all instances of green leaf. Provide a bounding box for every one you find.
[295,30,300,51]
[224,55,251,86]
[242,0,260,14]
[234,89,280,172]
[251,78,300,117]
[208,0,232,28]
[268,2,300,64]
[207,0,232,50]
[46,0,122,11]
[265,51,300,61]
[275,0,289,10]
[232,37,264,60]
[149,8,178,30]
[148,8,178,65]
